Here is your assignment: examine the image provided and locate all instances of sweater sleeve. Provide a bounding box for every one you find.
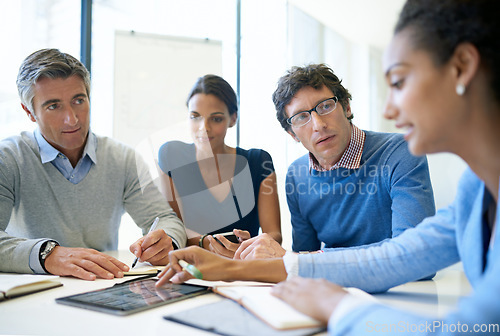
[332,256,500,335]
[286,163,322,252]
[0,140,43,273]
[0,145,16,234]
[122,147,187,248]
[384,141,436,237]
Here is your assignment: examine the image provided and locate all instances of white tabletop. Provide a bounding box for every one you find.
[0,251,471,336]
[374,263,471,317]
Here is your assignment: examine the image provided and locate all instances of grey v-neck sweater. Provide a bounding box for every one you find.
[0,131,186,273]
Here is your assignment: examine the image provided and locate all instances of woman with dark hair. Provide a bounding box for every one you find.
[156,0,500,334]
[158,75,281,257]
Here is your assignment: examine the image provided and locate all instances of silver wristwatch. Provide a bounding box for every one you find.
[39,241,59,272]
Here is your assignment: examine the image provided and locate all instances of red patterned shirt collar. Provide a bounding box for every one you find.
[309,124,366,172]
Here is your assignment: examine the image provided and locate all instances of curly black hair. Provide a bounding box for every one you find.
[395,0,500,102]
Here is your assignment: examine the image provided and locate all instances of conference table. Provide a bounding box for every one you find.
[0,251,471,336]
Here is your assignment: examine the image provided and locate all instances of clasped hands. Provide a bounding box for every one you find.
[44,228,174,280]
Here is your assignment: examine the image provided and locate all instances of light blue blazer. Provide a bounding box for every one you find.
[296,168,500,335]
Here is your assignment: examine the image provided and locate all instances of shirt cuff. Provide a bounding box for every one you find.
[328,288,378,328]
[29,240,50,274]
[282,251,299,279]
[169,235,179,250]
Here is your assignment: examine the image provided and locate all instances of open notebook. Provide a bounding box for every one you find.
[0,274,62,301]
[123,262,165,276]
[180,279,375,331]
[164,298,325,336]
[212,285,322,330]
[182,279,324,330]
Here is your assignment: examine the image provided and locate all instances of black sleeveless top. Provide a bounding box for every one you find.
[158,141,274,236]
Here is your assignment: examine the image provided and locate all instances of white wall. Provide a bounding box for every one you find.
[237,0,292,249]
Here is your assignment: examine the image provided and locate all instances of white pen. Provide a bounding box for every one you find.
[131,216,160,269]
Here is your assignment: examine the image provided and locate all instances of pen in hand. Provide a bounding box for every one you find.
[179,259,203,279]
[131,216,160,269]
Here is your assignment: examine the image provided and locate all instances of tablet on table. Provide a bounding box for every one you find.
[55,277,208,316]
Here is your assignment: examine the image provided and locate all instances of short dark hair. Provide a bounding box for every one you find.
[272,64,352,132]
[16,48,91,113]
[186,74,238,116]
[395,0,500,103]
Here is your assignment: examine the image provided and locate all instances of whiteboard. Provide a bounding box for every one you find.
[113,31,223,149]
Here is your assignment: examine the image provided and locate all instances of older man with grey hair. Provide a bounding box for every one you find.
[0,48,186,280]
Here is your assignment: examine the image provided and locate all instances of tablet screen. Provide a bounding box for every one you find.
[56,278,208,316]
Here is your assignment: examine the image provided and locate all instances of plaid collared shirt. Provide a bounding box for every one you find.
[309,124,366,172]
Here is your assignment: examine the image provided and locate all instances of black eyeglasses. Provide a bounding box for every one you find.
[286,97,338,128]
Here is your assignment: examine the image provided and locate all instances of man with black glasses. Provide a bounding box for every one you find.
[234,63,435,260]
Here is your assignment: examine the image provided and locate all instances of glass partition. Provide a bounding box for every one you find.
[0,0,80,139]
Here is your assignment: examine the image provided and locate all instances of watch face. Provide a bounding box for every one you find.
[42,242,57,259]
